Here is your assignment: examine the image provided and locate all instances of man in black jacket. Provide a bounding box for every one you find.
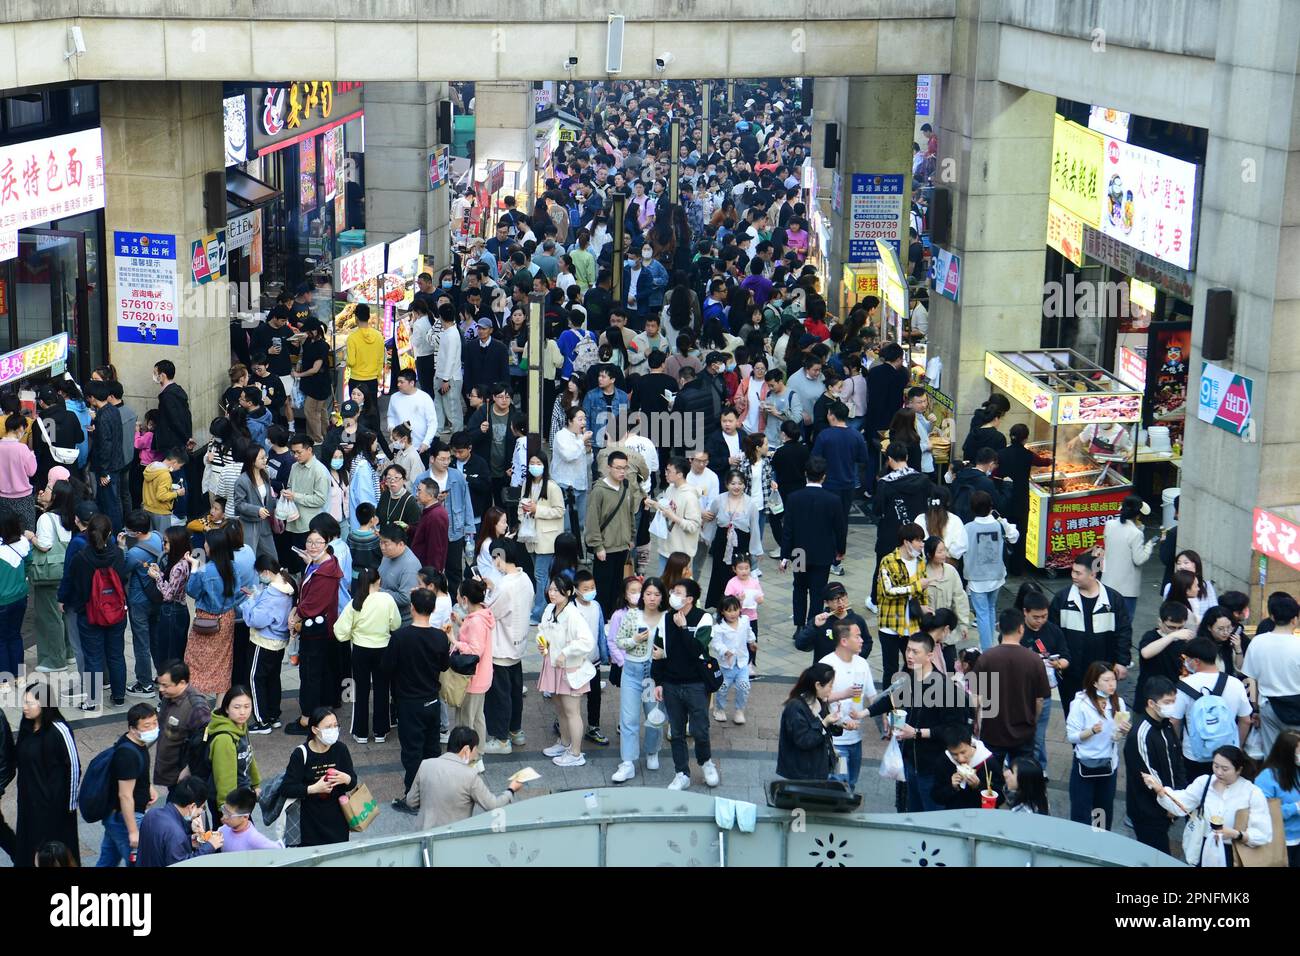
[704,406,747,484]
[32,385,84,490]
[930,724,1005,810]
[870,441,933,602]
[1020,589,1071,772]
[651,578,720,791]
[450,431,493,526]
[864,343,910,494]
[87,382,126,532]
[794,582,872,663]
[671,352,728,447]
[949,447,1011,522]
[461,318,510,401]
[384,588,451,813]
[1124,676,1185,853]
[1049,552,1133,721]
[780,457,847,628]
[153,360,193,458]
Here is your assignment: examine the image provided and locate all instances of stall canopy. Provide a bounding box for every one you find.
[226,168,282,211]
[984,349,1143,426]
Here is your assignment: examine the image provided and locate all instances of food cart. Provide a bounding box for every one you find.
[984,350,1143,570]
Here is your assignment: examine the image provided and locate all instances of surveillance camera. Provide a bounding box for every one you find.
[655,52,674,72]
[564,55,578,70]
[64,25,86,60]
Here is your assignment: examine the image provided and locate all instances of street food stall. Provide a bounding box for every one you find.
[984,349,1144,570]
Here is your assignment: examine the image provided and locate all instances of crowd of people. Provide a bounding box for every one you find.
[0,77,1297,869]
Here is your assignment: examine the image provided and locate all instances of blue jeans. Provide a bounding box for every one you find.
[1122,596,1138,625]
[618,657,662,763]
[157,602,190,665]
[1068,757,1117,830]
[97,811,144,867]
[831,740,863,791]
[530,552,554,623]
[0,597,26,679]
[968,588,999,651]
[97,472,123,533]
[78,612,127,705]
[128,601,160,686]
[1034,696,1053,771]
[716,663,750,711]
[906,768,939,811]
[561,486,587,536]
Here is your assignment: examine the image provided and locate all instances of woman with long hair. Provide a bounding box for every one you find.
[203,417,243,520]
[1162,549,1218,621]
[474,506,509,589]
[961,394,1011,464]
[538,575,596,768]
[450,577,495,749]
[608,575,665,783]
[1003,756,1051,815]
[549,375,583,442]
[740,432,780,565]
[887,408,923,473]
[776,662,842,780]
[14,683,81,866]
[1065,661,1130,831]
[1196,606,1245,678]
[345,429,382,536]
[323,440,350,525]
[659,550,693,594]
[551,531,581,583]
[921,537,970,671]
[1101,493,1159,623]
[1254,730,1300,867]
[923,488,968,565]
[505,304,529,401]
[184,522,240,699]
[1167,570,1214,628]
[520,450,566,624]
[29,480,77,672]
[703,470,761,610]
[334,566,400,744]
[151,526,193,665]
[232,444,276,562]
[665,284,695,348]
[997,422,1052,573]
[63,513,127,710]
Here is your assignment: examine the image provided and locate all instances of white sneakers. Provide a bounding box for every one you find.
[667,772,691,791]
[712,708,727,722]
[543,742,568,757]
[702,760,720,787]
[611,761,636,783]
[645,752,660,771]
[733,710,746,725]
[481,738,513,755]
[553,752,586,767]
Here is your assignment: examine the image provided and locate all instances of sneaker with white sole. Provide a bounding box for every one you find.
[865,597,879,614]
[702,759,720,787]
[553,752,586,767]
[712,708,726,722]
[481,738,513,755]
[645,752,660,771]
[542,742,568,758]
[34,664,67,674]
[374,735,386,743]
[667,772,691,791]
[611,761,636,783]
[829,563,845,576]
[733,709,746,725]
[352,734,368,745]
[510,730,526,747]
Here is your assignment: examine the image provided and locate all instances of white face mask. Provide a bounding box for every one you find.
[669,594,686,611]
[579,589,597,603]
[1158,704,1178,719]
[139,727,160,745]
[318,727,340,746]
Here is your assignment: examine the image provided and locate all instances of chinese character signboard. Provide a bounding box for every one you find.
[985,351,1054,423]
[386,229,421,274]
[190,230,227,285]
[0,127,105,230]
[1026,488,1129,568]
[916,76,932,116]
[226,212,256,252]
[322,127,338,203]
[1046,200,1085,265]
[336,243,385,292]
[0,333,69,389]
[931,246,960,303]
[1253,508,1300,573]
[251,82,364,156]
[848,174,905,263]
[1117,346,1147,391]
[1198,361,1253,436]
[1099,136,1199,270]
[1050,115,1103,228]
[114,232,178,346]
[843,264,878,299]
[0,227,15,263]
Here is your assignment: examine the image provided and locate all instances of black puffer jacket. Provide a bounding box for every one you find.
[776,696,841,780]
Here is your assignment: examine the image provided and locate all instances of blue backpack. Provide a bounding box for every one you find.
[1177,673,1237,762]
[79,736,145,823]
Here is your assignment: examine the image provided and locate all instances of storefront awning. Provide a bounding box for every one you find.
[226,169,281,211]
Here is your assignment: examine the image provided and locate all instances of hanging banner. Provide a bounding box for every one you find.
[1049,115,1104,229]
[1198,361,1253,436]
[190,230,227,285]
[848,174,905,263]
[386,229,421,273]
[322,127,338,202]
[1100,136,1198,270]
[1046,200,1085,266]
[115,231,178,346]
[874,238,909,318]
[249,210,264,276]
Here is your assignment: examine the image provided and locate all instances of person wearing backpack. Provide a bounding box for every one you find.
[203,686,262,820]
[122,510,165,698]
[63,512,128,710]
[557,308,600,380]
[92,703,159,867]
[1169,636,1253,781]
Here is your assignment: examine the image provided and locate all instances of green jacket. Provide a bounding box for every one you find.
[583,478,640,554]
[286,457,331,534]
[206,713,261,803]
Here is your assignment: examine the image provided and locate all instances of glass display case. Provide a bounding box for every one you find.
[984,350,1143,570]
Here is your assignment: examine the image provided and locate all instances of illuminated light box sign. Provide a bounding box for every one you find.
[0,333,69,388]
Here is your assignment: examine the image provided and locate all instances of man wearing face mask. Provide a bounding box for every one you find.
[1124,677,1185,853]
[136,777,222,866]
[97,703,161,867]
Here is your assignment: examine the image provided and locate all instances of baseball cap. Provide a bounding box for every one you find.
[75,501,99,524]
[475,317,495,330]
[294,282,312,297]
[340,401,360,419]
[824,582,849,600]
[704,351,728,367]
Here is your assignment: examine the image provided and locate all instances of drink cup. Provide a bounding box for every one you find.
[890,708,908,729]
[980,790,997,810]
[851,682,863,705]
[1210,814,1223,831]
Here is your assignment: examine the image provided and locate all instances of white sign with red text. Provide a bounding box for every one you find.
[0,127,105,231]
[336,243,385,291]
[1099,136,1198,270]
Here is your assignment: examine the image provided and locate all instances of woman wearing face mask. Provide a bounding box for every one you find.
[325,441,351,526]
[1065,662,1131,831]
[204,686,262,820]
[519,452,566,625]
[450,577,496,750]
[1253,730,1300,867]
[280,707,356,848]
[241,555,296,733]
[286,531,344,736]
[609,577,666,783]
[1144,745,1273,867]
[538,575,596,767]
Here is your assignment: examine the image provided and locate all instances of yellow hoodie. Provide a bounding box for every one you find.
[345,325,386,380]
[143,461,179,515]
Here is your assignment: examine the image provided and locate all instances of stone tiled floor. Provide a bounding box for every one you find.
[4,504,1178,864]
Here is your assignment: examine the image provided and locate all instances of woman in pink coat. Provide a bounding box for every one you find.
[451,577,496,752]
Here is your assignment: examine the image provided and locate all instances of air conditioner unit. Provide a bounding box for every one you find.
[606,14,625,74]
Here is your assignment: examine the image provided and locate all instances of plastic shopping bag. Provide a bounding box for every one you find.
[879,735,906,782]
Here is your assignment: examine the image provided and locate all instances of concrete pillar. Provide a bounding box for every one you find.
[363,82,454,274]
[1178,0,1300,591]
[473,82,536,213]
[101,80,229,442]
[927,6,1054,431]
[811,77,848,300]
[834,77,916,297]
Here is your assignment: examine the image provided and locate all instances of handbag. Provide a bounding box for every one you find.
[35,414,79,466]
[1231,800,1288,868]
[26,529,67,584]
[699,653,725,693]
[1075,755,1115,779]
[340,782,380,833]
[449,651,480,676]
[440,669,470,708]
[191,611,222,634]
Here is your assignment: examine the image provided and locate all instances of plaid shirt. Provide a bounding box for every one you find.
[875,549,925,635]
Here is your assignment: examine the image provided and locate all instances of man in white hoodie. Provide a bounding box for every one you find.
[481,541,536,755]
[387,369,439,454]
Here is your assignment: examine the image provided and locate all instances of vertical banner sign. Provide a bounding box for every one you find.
[1197,361,1253,436]
[848,174,905,263]
[1049,115,1104,228]
[333,130,346,231]
[115,232,179,346]
[322,127,338,202]
[190,230,227,284]
[0,228,16,263]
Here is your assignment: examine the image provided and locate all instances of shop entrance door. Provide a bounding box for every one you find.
[14,230,89,382]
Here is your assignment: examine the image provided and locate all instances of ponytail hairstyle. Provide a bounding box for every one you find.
[352,566,382,613]
[924,488,951,540]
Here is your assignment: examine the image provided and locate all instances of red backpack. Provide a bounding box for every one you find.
[86,565,127,627]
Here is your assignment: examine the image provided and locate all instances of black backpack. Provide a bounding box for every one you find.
[79,737,145,824]
[183,725,234,788]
